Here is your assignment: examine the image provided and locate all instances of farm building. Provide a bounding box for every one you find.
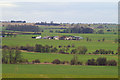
[53,36,59,40]
[42,36,51,39]
[34,35,83,40]
[73,36,83,40]
[36,36,42,39]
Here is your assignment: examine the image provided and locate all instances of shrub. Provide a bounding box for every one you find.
[86,59,96,65]
[77,46,87,54]
[70,55,78,65]
[2,45,9,49]
[77,61,82,65]
[19,59,28,63]
[107,60,117,66]
[96,57,107,66]
[52,59,61,64]
[32,59,40,64]
[92,49,114,55]
[61,61,66,64]
[44,61,49,63]
[65,61,69,64]
[70,59,76,65]
[34,59,40,63]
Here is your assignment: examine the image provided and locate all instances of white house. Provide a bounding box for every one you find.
[36,36,42,39]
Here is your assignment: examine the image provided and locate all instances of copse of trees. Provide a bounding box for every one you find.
[56,27,94,33]
[2,47,117,66]
[86,57,117,66]
[97,30,104,34]
[70,55,82,65]
[52,59,61,64]
[2,48,24,64]
[86,59,97,65]
[6,25,40,32]
[32,59,40,64]
[96,57,107,66]
[3,45,117,55]
[15,44,87,54]
[35,21,60,26]
[92,49,114,55]
[70,46,87,55]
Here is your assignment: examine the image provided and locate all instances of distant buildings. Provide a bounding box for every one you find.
[35,21,60,26]
[36,36,42,39]
[1,20,26,23]
[34,35,83,40]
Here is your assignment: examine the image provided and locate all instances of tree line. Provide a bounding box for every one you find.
[2,48,117,66]
[2,48,27,64]
[6,25,40,32]
[56,27,94,33]
[2,44,118,55]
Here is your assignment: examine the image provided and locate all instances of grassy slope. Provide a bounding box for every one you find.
[2,64,118,78]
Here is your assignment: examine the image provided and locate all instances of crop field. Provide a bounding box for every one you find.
[2,64,118,78]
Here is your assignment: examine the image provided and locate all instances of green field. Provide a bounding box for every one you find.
[22,52,118,63]
[2,25,118,78]
[2,33,118,53]
[2,64,118,78]
[2,51,118,78]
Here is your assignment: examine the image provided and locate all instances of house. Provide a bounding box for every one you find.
[0,35,6,37]
[59,36,66,40]
[64,36,73,40]
[42,36,51,39]
[74,36,83,40]
[36,36,42,39]
[53,36,59,40]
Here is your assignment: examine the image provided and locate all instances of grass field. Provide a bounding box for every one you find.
[2,27,118,78]
[2,64,118,78]
[2,33,118,53]
[22,52,118,63]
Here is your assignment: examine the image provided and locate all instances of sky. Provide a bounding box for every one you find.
[0,1,118,23]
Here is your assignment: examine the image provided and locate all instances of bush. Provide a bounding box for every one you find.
[65,61,69,64]
[77,61,82,65]
[19,59,29,64]
[52,59,61,64]
[70,55,78,65]
[107,60,117,66]
[96,57,107,66]
[32,59,40,64]
[77,46,87,54]
[86,59,97,65]
[93,49,114,55]
[44,61,49,63]
[70,59,76,65]
[61,61,66,64]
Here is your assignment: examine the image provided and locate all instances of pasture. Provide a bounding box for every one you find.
[2,24,118,78]
[2,64,118,78]
[22,52,118,63]
[2,33,118,53]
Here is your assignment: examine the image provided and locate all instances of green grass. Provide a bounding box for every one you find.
[2,33,118,53]
[2,64,118,78]
[22,52,118,63]
[2,25,118,78]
